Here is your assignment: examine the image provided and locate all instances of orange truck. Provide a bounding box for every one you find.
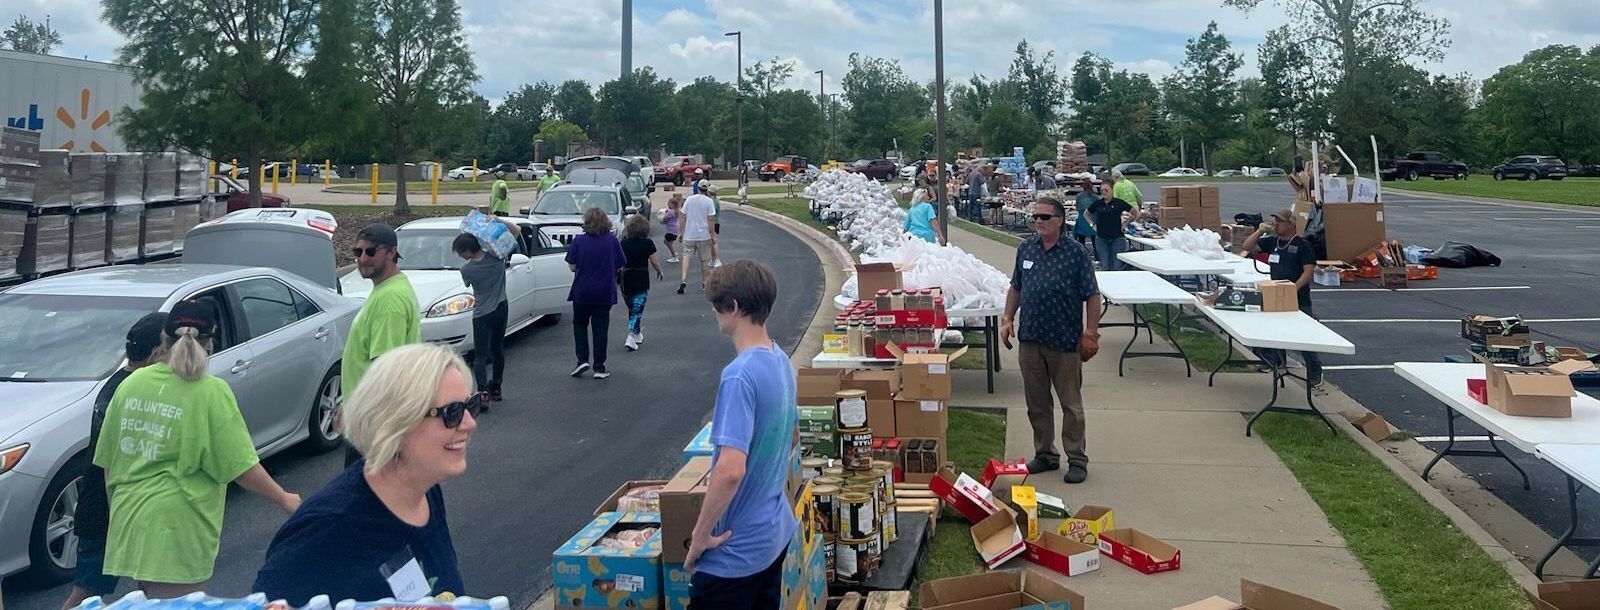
[759,155,809,181]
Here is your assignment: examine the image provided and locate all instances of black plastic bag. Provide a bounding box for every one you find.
[1422,241,1502,268]
[1234,213,1263,227]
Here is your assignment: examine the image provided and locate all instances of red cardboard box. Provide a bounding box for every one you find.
[1024,531,1101,577]
[873,308,949,328]
[928,465,999,523]
[979,457,1031,497]
[1098,528,1181,574]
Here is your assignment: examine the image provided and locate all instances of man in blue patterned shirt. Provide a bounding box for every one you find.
[1001,197,1103,484]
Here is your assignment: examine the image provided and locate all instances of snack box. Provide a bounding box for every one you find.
[551,512,663,608]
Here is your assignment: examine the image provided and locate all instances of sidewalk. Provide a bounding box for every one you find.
[945,224,1388,608]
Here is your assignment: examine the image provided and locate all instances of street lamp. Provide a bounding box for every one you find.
[725,31,743,179]
[815,69,826,161]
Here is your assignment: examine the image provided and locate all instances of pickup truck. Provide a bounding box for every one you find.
[1380,151,1469,181]
[760,155,809,181]
[656,154,714,186]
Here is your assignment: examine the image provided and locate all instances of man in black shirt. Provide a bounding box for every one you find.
[1240,208,1323,387]
[61,312,166,610]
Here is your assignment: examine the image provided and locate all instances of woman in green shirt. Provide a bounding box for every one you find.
[93,300,301,598]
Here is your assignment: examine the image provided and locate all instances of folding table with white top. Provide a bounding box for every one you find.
[1117,249,1235,276]
[1533,443,1600,579]
[828,294,1003,393]
[1094,270,1199,377]
[1126,235,1171,251]
[1198,305,1356,436]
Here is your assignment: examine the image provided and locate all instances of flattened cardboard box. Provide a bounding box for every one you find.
[918,568,1084,610]
[1098,527,1181,574]
[1173,579,1341,610]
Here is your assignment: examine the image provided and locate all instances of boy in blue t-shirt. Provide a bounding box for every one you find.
[685,260,798,609]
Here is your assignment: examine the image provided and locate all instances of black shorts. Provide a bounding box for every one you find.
[665,233,679,243]
[714,222,721,235]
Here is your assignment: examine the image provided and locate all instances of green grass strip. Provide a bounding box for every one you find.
[1387,175,1600,207]
[326,181,540,194]
[1253,414,1528,609]
[1131,304,1251,373]
[916,408,1006,591]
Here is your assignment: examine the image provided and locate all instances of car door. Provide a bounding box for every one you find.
[503,223,540,326]
[527,228,574,314]
[230,277,332,445]
[178,284,268,448]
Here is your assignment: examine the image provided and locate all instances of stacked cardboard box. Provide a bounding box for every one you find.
[0,127,42,204]
[34,150,72,209]
[70,153,110,209]
[1157,185,1222,230]
[28,207,71,274]
[70,208,109,269]
[1056,140,1089,174]
[1322,202,1385,263]
[0,202,27,281]
[108,203,144,263]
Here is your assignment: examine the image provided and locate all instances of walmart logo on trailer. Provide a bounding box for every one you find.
[6,104,44,130]
[6,90,118,152]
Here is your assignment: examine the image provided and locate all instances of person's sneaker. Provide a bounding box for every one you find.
[477,391,491,413]
[1026,457,1060,474]
[1063,464,1089,484]
[677,282,686,295]
[625,334,639,352]
[490,384,503,402]
[666,256,680,263]
[712,259,723,268]
[570,362,591,378]
[592,367,611,380]
[636,331,644,344]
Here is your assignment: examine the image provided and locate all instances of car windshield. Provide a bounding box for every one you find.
[0,294,167,381]
[662,156,687,165]
[534,190,621,216]
[396,229,471,270]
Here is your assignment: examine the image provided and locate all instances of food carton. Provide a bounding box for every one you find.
[1009,485,1041,540]
[918,568,1085,610]
[593,480,668,517]
[893,398,946,439]
[929,465,999,523]
[1035,491,1071,519]
[1059,505,1114,545]
[980,458,1031,500]
[1479,355,1594,418]
[885,342,965,400]
[658,457,713,563]
[661,562,692,610]
[1098,528,1181,574]
[1461,315,1531,347]
[970,508,1027,569]
[682,422,714,463]
[797,368,845,404]
[1024,531,1101,577]
[551,512,663,608]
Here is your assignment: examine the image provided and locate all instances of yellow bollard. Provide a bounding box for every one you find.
[210,160,217,176]
[230,158,238,180]
[432,163,440,205]
[291,158,297,185]
[272,163,279,194]
[371,163,378,204]
[472,158,478,183]
[324,159,331,186]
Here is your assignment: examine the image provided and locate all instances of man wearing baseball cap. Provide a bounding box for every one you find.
[692,169,706,194]
[1240,209,1323,388]
[341,223,422,464]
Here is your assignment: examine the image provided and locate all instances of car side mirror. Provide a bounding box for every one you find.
[509,253,531,266]
[625,205,639,214]
[519,207,531,215]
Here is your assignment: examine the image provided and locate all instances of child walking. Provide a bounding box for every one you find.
[661,193,683,262]
[620,214,664,351]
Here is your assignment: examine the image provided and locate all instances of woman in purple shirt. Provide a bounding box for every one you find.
[565,208,626,379]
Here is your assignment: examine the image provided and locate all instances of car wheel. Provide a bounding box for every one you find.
[1525,171,1536,181]
[1493,171,1504,181]
[24,454,87,586]
[1455,171,1467,180]
[775,170,787,181]
[1405,170,1419,181]
[673,174,684,186]
[303,367,343,453]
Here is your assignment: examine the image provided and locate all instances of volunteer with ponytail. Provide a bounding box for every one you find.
[94,300,301,598]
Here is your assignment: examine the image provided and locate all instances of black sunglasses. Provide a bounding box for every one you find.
[352,245,389,258]
[425,393,483,428]
[1032,213,1058,221]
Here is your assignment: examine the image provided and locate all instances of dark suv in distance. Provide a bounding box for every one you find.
[846,158,899,181]
[1492,155,1568,181]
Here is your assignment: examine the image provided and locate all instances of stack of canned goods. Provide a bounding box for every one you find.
[805,460,901,584]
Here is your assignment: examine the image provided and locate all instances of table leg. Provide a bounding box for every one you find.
[1532,475,1600,581]
[1244,364,1337,437]
[1421,405,1457,482]
[1208,335,1261,387]
[1486,434,1532,490]
[989,315,1000,373]
[985,315,996,394]
[1162,304,1192,377]
[1420,408,1531,489]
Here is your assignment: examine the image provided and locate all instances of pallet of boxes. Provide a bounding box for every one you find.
[0,126,217,286]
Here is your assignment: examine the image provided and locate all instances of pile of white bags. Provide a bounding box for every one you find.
[1164,226,1230,260]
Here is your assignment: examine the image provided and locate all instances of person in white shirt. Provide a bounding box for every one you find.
[697,179,724,268]
[678,185,719,294]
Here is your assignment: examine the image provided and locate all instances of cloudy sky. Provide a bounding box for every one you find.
[13,0,1600,102]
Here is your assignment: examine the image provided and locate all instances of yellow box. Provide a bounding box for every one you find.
[1058,505,1114,545]
[1010,485,1040,541]
[792,480,816,557]
[823,333,848,354]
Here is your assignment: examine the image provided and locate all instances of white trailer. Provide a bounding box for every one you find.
[1,49,140,153]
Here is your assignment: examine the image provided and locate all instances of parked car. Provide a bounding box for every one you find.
[1158,167,1204,177]
[483,162,517,178]
[656,154,713,186]
[518,162,554,181]
[0,208,356,582]
[1492,155,1567,181]
[632,156,656,185]
[563,156,651,216]
[760,155,810,182]
[236,162,294,179]
[517,183,627,246]
[1214,169,1244,178]
[846,158,898,181]
[1111,162,1152,176]
[1250,167,1288,178]
[211,174,290,213]
[447,166,491,181]
[1380,151,1468,181]
[1567,163,1600,177]
[338,217,572,354]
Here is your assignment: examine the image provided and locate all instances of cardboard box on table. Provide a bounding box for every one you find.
[1024,531,1101,577]
[1174,579,1341,610]
[1527,579,1600,610]
[551,512,663,609]
[1206,281,1297,313]
[900,438,947,485]
[886,343,964,400]
[1321,202,1386,263]
[844,369,900,437]
[594,480,669,517]
[797,367,845,404]
[919,568,1085,610]
[1098,528,1182,574]
[1158,207,1190,230]
[1461,315,1531,347]
[1059,505,1114,545]
[856,262,902,300]
[1477,357,1595,418]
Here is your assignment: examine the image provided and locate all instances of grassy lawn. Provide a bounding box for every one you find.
[948,347,988,370]
[744,184,795,195]
[951,217,1024,247]
[732,197,839,244]
[326,181,540,194]
[1386,175,1600,207]
[1132,304,1251,373]
[1253,414,1528,609]
[917,408,1006,588]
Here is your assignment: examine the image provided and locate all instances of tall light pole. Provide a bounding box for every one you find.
[934,0,950,244]
[621,0,633,78]
[725,31,743,174]
[815,69,826,161]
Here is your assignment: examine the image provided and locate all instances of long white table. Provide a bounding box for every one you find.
[1118,249,1235,276]
[1534,443,1600,579]
[1218,256,1272,285]
[829,294,1004,393]
[1197,305,1356,436]
[1127,235,1171,251]
[1096,270,1200,377]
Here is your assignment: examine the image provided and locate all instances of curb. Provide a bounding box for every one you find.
[729,201,855,270]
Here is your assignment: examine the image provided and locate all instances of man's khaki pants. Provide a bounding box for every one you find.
[1020,341,1086,467]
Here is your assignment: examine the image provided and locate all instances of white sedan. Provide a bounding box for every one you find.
[447,166,492,180]
[338,216,574,354]
[1158,167,1206,177]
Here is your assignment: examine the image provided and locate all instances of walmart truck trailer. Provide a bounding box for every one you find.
[1,49,140,153]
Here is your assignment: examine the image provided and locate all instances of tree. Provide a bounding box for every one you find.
[740,57,798,159]
[554,79,596,134]
[300,0,375,164]
[2,15,62,53]
[1257,27,1328,150]
[670,76,737,162]
[978,98,1042,155]
[1162,22,1242,171]
[533,119,587,159]
[594,67,678,154]
[360,0,479,214]
[483,82,555,163]
[840,53,929,159]
[1479,45,1600,164]
[106,0,323,207]
[1005,40,1067,131]
[1066,53,1165,164]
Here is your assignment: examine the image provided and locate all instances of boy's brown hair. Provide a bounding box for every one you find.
[706,260,778,325]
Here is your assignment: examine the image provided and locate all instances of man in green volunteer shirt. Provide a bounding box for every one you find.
[1110,169,1143,207]
[537,169,563,193]
[490,176,510,216]
[341,223,421,465]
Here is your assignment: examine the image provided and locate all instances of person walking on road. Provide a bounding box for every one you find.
[684,261,798,609]
[566,207,626,379]
[255,344,473,606]
[678,185,719,294]
[1087,182,1133,271]
[343,223,422,465]
[1000,196,1102,485]
[662,193,683,262]
[699,180,725,267]
[94,300,301,599]
[489,176,510,216]
[904,187,944,244]
[454,220,522,405]
[61,312,167,610]
[620,214,664,351]
[1240,209,1324,389]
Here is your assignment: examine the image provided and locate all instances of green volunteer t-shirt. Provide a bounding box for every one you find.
[92,363,259,584]
[538,173,561,191]
[1113,180,1143,206]
[490,179,510,214]
[341,274,421,398]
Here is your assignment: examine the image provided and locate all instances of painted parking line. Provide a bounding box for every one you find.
[1321,317,1600,324]
[1324,286,1531,293]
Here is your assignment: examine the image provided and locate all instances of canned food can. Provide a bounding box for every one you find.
[871,460,897,503]
[840,427,874,471]
[836,390,869,429]
[812,484,839,534]
[800,457,828,481]
[835,536,877,584]
[838,491,877,539]
[822,466,845,480]
[844,480,880,518]
[884,502,898,544]
[823,534,837,582]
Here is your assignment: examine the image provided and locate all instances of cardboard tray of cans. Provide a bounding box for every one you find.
[69,207,111,269]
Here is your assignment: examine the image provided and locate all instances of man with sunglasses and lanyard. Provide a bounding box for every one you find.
[341,224,422,465]
[1001,197,1102,485]
[1240,209,1323,389]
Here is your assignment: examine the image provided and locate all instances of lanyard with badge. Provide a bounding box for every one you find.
[380,546,431,601]
[1267,237,1294,265]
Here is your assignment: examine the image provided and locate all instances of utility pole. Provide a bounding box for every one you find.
[933,0,950,245]
[816,69,826,161]
[621,0,633,78]
[725,31,743,171]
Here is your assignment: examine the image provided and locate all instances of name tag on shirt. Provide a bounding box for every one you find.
[1267,254,1281,264]
[381,547,429,601]
[1023,260,1035,270]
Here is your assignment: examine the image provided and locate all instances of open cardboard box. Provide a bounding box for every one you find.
[593,479,669,516]
[1527,579,1600,610]
[971,507,1027,569]
[1478,355,1595,418]
[1059,505,1114,545]
[980,457,1031,497]
[1098,528,1181,574]
[929,464,999,523]
[886,342,966,400]
[796,367,845,404]
[1174,579,1341,610]
[1024,530,1101,577]
[919,568,1085,610]
[844,369,900,437]
[855,262,902,300]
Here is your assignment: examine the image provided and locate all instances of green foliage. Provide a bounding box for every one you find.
[1006,40,1067,131]
[979,99,1042,155]
[841,53,930,159]
[1478,45,1600,164]
[1257,27,1328,148]
[670,76,737,162]
[1066,53,1165,164]
[594,67,678,155]
[533,119,586,161]
[553,79,597,134]
[2,14,62,53]
[483,82,555,163]
[1163,21,1243,172]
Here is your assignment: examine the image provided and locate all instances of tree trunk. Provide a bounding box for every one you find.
[246,141,263,208]
[393,126,410,215]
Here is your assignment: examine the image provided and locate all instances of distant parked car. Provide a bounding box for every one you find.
[1250,167,1288,178]
[211,174,290,213]
[519,163,554,181]
[1112,163,1152,176]
[447,166,491,181]
[1214,169,1244,177]
[486,162,518,178]
[1158,167,1204,177]
[1492,155,1567,181]
[1569,163,1600,178]
[846,158,898,181]
[1380,151,1468,181]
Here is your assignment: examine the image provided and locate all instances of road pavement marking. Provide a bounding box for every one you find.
[1321,317,1600,323]
[1414,435,1497,443]
[1323,364,1396,370]
[1325,286,1530,293]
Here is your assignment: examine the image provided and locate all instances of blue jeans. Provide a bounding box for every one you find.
[74,534,119,596]
[966,197,984,222]
[626,291,649,336]
[1094,236,1127,270]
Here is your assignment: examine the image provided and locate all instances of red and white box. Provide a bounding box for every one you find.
[929,466,999,523]
[1097,528,1181,574]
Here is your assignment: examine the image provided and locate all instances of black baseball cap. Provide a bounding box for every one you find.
[126,312,168,360]
[166,299,218,337]
[358,223,399,249]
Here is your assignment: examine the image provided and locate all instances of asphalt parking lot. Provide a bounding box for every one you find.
[1216,180,1600,568]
